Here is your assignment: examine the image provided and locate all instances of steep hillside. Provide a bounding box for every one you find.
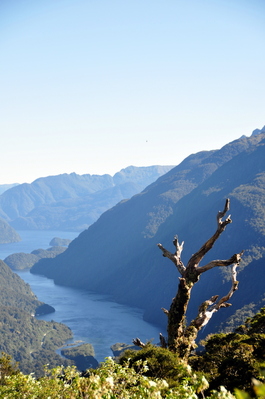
[0,218,21,244]
[0,260,42,314]
[0,166,173,231]
[0,306,73,376]
[31,132,265,337]
[0,183,18,195]
[139,137,265,331]
[0,260,74,375]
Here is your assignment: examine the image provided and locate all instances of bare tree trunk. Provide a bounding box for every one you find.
[157,199,243,359]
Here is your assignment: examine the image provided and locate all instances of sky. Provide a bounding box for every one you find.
[0,0,264,184]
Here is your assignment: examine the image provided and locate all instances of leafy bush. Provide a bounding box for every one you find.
[191,308,265,394]
[120,344,190,384]
[0,353,237,398]
[0,352,19,384]
[119,343,210,396]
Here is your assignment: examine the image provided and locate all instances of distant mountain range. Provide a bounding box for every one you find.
[31,130,265,338]
[0,165,174,231]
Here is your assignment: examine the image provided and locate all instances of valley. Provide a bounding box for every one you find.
[30,131,265,338]
[0,130,265,382]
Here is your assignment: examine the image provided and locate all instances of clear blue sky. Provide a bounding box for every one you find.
[1,0,264,184]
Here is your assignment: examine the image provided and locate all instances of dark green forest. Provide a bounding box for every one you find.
[0,260,74,375]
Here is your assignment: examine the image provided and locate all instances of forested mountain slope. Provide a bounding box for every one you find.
[0,260,74,375]
[0,218,21,244]
[31,132,265,336]
[0,260,42,314]
[0,165,173,231]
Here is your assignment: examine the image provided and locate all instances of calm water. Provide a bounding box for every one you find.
[0,231,163,362]
[0,230,79,260]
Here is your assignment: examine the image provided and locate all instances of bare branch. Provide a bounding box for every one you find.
[161,307,169,315]
[188,262,240,333]
[197,251,244,274]
[157,236,186,275]
[214,263,239,309]
[132,338,146,348]
[186,199,232,269]
[198,295,219,313]
[217,198,230,221]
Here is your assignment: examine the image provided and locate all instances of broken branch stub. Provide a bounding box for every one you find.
[157,237,186,275]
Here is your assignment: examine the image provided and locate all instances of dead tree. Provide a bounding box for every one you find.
[155,199,243,359]
[132,200,243,358]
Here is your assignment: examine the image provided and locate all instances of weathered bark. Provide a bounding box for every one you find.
[132,337,146,348]
[156,199,243,359]
[182,261,242,357]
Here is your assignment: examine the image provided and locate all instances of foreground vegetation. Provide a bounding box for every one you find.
[0,353,232,398]
[0,307,265,398]
[0,351,264,399]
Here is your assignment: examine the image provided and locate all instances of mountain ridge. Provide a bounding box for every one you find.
[0,165,174,231]
[31,132,265,335]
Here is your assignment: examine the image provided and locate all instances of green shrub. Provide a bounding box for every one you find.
[119,343,209,395]
[191,332,265,393]
[0,352,19,384]
[0,352,238,398]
